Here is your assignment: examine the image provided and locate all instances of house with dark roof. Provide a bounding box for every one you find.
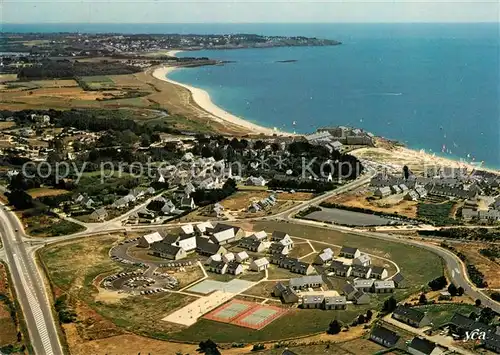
[239,237,267,253]
[330,262,352,277]
[370,325,400,348]
[149,241,187,260]
[196,237,227,256]
[271,231,290,242]
[226,261,243,275]
[370,266,388,280]
[351,265,372,279]
[343,283,358,301]
[392,306,431,328]
[207,260,228,274]
[391,272,406,288]
[483,333,500,354]
[273,282,299,304]
[447,313,495,339]
[339,246,361,259]
[352,290,370,305]
[269,242,290,255]
[407,337,443,355]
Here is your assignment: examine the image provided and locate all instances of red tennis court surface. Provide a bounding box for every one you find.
[204,299,288,330]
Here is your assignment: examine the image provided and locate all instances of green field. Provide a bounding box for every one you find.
[250,221,444,294]
[78,75,115,90]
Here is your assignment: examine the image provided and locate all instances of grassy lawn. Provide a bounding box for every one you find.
[267,265,305,280]
[244,281,278,298]
[288,242,314,259]
[250,221,444,296]
[171,300,382,343]
[25,215,85,237]
[413,303,479,328]
[417,202,458,226]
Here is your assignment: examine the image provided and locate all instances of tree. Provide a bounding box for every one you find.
[6,189,33,209]
[475,299,482,307]
[448,284,458,297]
[366,309,373,321]
[140,133,151,147]
[327,319,342,334]
[479,307,495,325]
[491,292,500,302]
[358,314,366,324]
[457,286,465,296]
[428,276,447,291]
[469,312,477,320]
[198,339,220,355]
[419,293,428,304]
[403,165,410,180]
[382,296,398,313]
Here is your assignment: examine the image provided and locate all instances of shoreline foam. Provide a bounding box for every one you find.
[152,65,287,136]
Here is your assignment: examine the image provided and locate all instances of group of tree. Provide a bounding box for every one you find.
[447,284,464,297]
[428,276,447,291]
[17,59,142,80]
[197,339,220,355]
[419,227,500,242]
[467,264,488,288]
[327,319,343,334]
[382,296,398,313]
[54,295,77,324]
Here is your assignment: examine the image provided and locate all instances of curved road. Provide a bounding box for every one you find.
[0,207,63,355]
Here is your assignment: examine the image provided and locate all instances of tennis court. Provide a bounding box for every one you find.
[204,299,253,322]
[204,300,288,330]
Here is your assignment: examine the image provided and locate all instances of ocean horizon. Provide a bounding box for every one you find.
[4,23,500,168]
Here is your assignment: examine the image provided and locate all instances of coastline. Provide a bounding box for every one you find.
[153,64,288,136]
[158,50,497,174]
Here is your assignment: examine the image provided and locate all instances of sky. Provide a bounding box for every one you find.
[2,0,499,24]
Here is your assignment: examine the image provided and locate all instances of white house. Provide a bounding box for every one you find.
[138,232,164,248]
[352,254,371,267]
[222,253,235,263]
[235,251,249,263]
[250,257,270,271]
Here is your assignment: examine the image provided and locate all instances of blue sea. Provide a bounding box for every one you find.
[3,23,500,167]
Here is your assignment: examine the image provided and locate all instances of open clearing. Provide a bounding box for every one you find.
[454,243,500,288]
[27,187,70,198]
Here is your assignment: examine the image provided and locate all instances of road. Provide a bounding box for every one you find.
[0,207,63,355]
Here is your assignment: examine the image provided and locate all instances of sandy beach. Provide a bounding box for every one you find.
[152,65,287,136]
